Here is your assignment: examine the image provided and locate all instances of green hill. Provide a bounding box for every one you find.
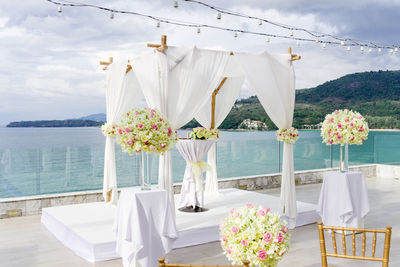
[7,120,103,127]
[184,70,400,129]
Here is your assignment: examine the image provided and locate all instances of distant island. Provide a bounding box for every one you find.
[7,70,400,129]
[7,120,102,128]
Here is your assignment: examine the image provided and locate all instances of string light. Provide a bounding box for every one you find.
[368,48,373,53]
[46,0,398,54]
[110,12,114,19]
[174,1,179,8]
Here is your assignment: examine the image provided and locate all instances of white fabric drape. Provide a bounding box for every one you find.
[195,69,244,196]
[133,47,230,214]
[236,51,297,228]
[103,60,144,205]
[176,140,216,208]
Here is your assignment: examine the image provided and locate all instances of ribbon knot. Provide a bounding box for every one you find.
[187,161,211,193]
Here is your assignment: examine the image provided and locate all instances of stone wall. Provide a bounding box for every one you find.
[0,164,378,218]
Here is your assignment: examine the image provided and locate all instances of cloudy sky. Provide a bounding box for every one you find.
[0,0,399,126]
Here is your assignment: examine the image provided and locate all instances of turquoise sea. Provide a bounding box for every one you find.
[1,127,400,199]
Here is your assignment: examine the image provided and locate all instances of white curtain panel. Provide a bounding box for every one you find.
[195,64,245,196]
[103,60,144,205]
[236,52,297,228]
[133,47,230,214]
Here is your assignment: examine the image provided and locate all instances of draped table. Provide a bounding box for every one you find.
[317,171,370,228]
[113,188,178,267]
[176,139,216,211]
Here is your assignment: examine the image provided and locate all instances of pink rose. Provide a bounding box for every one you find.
[231,226,239,234]
[137,124,143,129]
[125,128,131,133]
[330,118,334,123]
[257,210,265,217]
[221,235,227,242]
[359,126,364,132]
[334,110,339,114]
[241,240,248,246]
[328,140,333,144]
[145,141,149,145]
[167,128,172,136]
[127,140,133,146]
[118,129,123,134]
[277,232,284,243]
[281,225,288,233]
[358,115,363,119]
[263,232,272,243]
[152,124,159,131]
[246,204,254,209]
[233,211,240,218]
[350,123,354,127]
[262,207,271,213]
[350,136,355,141]
[135,111,139,115]
[258,250,267,260]
[337,135,341,140]
[227,246,232,254]
[345,118,350,122]
[230,208,236,215]
[161,144,166,149]
[337,123,342,129]
[327,130,331,135]
[159,118,163,122]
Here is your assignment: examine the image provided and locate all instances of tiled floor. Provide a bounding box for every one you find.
[0,177,398,267]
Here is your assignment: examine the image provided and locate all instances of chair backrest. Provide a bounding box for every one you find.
[158,258,250,267]
[317,222,392,267]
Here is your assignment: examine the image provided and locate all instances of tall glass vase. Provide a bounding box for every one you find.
[138,151,152,190]
[339,144,349,172]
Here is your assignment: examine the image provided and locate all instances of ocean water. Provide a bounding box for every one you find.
[1,127,400,198]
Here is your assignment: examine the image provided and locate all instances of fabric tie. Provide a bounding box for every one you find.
[188,161,211,193]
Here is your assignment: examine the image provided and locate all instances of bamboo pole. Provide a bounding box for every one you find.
[147,35,168,52]
[211,77,228,129]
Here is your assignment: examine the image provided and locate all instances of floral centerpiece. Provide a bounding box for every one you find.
[116,108,178,155]
[220,204,290,267]
[190,127,220,140]
[101,123,118,137]
[321,109,369,145]
[276,127,299,144]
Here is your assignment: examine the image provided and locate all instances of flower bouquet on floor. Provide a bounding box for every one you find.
[190,127,220,140]
[321,109,369,172]
[220,204,290,267]
[116,107,178,189]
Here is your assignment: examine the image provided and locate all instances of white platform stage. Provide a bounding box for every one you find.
[41,188,319,262]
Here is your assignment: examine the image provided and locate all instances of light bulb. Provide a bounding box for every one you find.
[173,1,178,8]
[156,22,160,28]
[378,48,382,54]
[315,39,319,44]
[322,43,326,49]
[390,49,394,55]
[368,48,373,53]
[110,12,114,19]
[347,46,351,52]
[217,12,221,20]
[290,31,294,38]
[340,41,345,47]
[395,48,399,53]
[296,40,300,46]
[258,19,262,26]
[234,32,238,38]
[266,37,270,44]
[360,46,364,54]
[58,6,62,13]
[197,28,200,34]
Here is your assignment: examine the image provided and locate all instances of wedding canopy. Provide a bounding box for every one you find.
[102,37,298,227]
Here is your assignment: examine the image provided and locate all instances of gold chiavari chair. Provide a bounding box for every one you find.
[317,221,392,267]
[158,258,250,267]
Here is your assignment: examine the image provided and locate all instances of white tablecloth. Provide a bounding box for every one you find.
[176,139,216,208]
[317,171,370,228]
[113,188,178,267]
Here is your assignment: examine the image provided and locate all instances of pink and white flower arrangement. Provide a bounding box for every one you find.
[276,127,299,144]
[116,108,178,155]
[101,123,118,137]
[321,109,369,145]
[220,205,290,267]
[190,127,220,140]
